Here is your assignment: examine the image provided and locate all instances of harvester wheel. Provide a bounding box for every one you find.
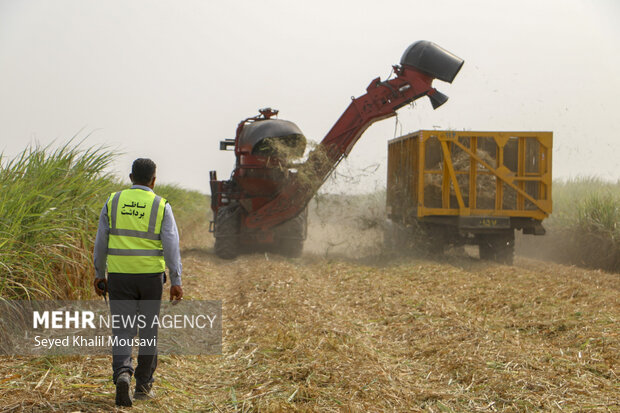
[278,238,304,258]
[275,209,307,258]
[214,205,241,260]
[477,231,514,265]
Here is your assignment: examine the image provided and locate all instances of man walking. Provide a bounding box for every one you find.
[93,158,183,407]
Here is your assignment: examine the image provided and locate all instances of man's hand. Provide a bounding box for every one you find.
[94,278,107,296]
[170,285,183,303]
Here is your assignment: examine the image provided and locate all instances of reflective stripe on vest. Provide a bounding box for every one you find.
[106,189,167,274]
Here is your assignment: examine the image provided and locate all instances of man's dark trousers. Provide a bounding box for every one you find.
[108,273,163,388]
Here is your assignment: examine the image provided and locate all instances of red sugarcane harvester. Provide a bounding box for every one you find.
[209,41,464,259]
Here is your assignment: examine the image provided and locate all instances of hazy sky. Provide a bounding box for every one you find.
[1,0,619,193]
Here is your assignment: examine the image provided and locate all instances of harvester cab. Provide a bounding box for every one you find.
[210,41,463,259]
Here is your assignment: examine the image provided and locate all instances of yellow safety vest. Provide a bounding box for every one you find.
[106,188,167,274]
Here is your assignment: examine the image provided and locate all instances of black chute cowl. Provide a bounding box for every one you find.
[401,40,464,84]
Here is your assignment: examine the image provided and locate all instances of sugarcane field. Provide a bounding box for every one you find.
[1,1,619,412]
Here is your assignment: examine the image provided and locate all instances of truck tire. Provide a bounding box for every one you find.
[477,230,514,265]
[214,204,241,259]
[385,220,444,256]
[420,223,446,256]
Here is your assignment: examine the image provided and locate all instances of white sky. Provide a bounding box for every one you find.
[1,0,619,193]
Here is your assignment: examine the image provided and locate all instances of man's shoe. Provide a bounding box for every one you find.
[134,383,155,401]
[115,372,132,407]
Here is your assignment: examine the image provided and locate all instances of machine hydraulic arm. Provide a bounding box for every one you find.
[244,41,464,230]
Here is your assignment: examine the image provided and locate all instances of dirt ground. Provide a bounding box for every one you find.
[1,228,618,412]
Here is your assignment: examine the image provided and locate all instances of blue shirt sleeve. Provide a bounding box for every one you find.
[161,203,183,286]
[93,202,109,279]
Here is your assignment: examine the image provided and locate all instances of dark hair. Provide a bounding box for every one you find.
[131,158,157,185]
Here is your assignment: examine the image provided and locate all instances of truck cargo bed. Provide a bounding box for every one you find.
[387,130,552,222]
[386,130,552,263]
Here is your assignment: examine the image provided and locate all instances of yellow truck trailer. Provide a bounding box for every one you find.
[386,130,552,264]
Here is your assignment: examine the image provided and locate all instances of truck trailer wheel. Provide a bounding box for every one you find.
[477,231,514,265]
[419,223,447,257]
[214,205,241,260]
